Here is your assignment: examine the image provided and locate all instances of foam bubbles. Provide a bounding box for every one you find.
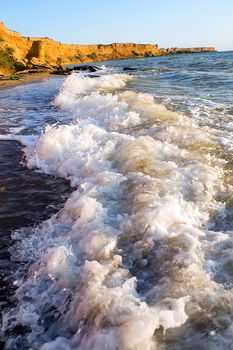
[3,73,233,349]
[55,73,131,108]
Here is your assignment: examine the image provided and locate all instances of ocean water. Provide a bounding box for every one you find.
[1,51,233,349]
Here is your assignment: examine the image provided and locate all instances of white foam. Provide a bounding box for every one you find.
[54,73,131,108]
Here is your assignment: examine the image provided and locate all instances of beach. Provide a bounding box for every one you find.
[0,71,55,90]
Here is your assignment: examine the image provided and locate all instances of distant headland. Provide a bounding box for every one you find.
[0,22,216,77]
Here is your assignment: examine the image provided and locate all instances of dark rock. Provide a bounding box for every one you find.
[50,67,71,75]
[123,67,137,71]
[14,61,27,71]
[71,65,99,72]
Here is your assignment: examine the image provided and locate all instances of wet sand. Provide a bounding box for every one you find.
[0,72,56,91]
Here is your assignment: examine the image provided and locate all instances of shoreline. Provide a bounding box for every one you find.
[0,50,219,91]
[0,71,57,91]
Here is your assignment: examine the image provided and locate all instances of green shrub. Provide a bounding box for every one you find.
[0,46,15,72]
[87,52,97,60]
[5,46,14,55]
[68,55,83,62]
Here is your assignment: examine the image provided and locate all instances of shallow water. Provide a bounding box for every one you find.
[1,52,233,349]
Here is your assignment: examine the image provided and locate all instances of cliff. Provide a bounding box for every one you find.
[0,22,216,76]
[0,22,159,74]
[159,47,216,55]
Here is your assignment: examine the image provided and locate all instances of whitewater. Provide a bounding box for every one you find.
[1,52,233,349]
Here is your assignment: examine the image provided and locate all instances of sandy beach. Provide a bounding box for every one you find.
[0,72,55,90]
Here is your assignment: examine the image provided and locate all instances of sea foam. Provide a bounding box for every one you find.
[3,73,233,349]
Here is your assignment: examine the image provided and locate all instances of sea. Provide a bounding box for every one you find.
[0,51,233,349]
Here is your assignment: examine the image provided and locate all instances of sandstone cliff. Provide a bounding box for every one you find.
[0,22,216,76]
[0,22,159,74]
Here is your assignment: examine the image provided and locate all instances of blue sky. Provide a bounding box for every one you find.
[1,0,232,50]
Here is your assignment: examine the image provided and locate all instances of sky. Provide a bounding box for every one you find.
[1,0,232,50]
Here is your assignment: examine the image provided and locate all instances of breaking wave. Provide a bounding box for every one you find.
[2,73,233,349]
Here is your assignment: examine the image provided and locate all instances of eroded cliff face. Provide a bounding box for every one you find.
[0,22,216,76]
[0,22,159,74]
